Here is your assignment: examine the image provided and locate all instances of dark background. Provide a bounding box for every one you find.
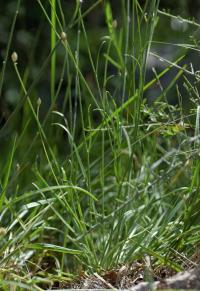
[1,0,200,127]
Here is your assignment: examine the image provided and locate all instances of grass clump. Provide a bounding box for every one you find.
[0,0,200,289]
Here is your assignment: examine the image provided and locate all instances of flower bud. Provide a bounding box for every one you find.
[37,97,42,106]
[0,227,6,236]
[112,20,117,28]
[11,51,18,63]
[60,31,67,41]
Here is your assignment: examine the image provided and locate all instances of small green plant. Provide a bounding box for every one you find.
[0,0,200,289]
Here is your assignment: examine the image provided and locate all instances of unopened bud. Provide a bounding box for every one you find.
[11,51,18,63]
[112,19,117,28]
[37,97,42,106]
[0,227,6,236]
[60,31,67,41]
[16,163,20,171]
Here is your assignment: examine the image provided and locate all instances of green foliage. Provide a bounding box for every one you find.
[0,0,200,289]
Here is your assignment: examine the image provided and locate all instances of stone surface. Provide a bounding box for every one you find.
[130,267,200,290]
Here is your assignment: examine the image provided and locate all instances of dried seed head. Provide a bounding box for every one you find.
[60,31,67,41]
[11,51,18,63]
[112,19,117,28]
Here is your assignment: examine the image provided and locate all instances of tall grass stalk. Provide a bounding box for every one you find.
[50,0,56,102]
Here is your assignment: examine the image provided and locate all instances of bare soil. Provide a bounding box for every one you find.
[57,263,200,290]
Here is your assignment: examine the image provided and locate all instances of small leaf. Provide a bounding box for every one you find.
[26,243,83,255]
